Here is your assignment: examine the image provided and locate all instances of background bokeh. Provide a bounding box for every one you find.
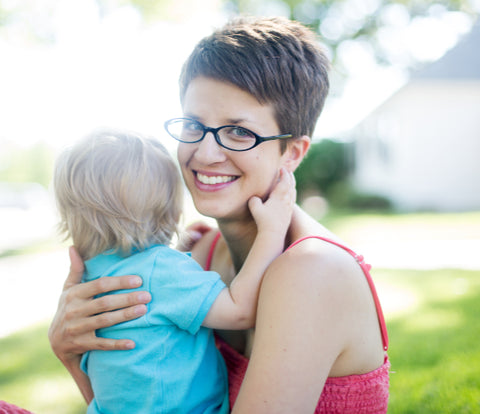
[1,1,479,413]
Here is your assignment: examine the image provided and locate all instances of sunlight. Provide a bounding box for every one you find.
[376,281,418,318]
[0,2,222,154]
[405,308,463,332]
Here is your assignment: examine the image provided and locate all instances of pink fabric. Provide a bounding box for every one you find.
[205,231,222,272]
[216,337,390,414]
[0,401,34,414]
[208,233,390,413]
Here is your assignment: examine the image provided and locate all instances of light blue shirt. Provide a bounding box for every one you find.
[81,245,229,414]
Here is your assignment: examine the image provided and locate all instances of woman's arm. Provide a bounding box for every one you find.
[48,246,152,402]
[231,244,356,413]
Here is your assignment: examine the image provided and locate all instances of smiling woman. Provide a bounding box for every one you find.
[47,16,390,414]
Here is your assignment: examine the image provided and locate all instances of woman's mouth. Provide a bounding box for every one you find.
[196,172,237,185]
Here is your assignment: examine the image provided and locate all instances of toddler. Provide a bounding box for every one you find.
[53,129,294,413]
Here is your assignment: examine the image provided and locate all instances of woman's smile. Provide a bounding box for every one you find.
[195,171,238,186]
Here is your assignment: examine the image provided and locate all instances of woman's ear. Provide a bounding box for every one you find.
[282,135,310,172]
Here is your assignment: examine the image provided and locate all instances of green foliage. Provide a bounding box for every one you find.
[294,138,353,200]
[224,0,479,72]
[294,140,393,210]
[327,181,393,210]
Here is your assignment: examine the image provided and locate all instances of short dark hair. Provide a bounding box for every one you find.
[179,16,330,142]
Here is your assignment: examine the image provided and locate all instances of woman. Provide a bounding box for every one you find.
[49,16,389,413]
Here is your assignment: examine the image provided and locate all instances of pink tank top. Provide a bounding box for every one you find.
[207,233,390,413]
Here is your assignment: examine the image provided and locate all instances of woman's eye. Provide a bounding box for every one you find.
[229,127,255,139]
[185,121,202,132]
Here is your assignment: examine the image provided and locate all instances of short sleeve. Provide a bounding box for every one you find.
[146,249,226,335]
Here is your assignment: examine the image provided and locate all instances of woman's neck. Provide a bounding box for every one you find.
[217,218,259,273]
[216,206,308,273]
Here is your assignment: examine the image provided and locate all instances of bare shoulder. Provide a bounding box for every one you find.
[262,236,366,299]
[256,236,385,375]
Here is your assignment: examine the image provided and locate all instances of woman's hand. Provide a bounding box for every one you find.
[176,221,214,252]
[48,246,152,366]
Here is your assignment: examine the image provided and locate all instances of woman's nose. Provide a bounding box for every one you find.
[193,131,227,163]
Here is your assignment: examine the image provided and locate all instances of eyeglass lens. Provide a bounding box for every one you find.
[167,119,257,151]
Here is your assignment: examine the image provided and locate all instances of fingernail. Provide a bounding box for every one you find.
[125,341,135,350]
[130,276,142,287]
[138,292,151,302]
[134,304,147,315]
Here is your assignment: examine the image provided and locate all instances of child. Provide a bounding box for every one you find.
[53,128,295,413]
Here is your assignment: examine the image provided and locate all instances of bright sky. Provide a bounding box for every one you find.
[0,1,476,155]
[0,2,224,154]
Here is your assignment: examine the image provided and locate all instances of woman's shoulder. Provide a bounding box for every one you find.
[277,232,359,274]
[278,207,364,285]
[261,230,373,323]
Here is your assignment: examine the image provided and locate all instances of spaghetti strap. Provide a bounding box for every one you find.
[205,232,388,351]
[205,232,222,272]
[287,236,389,351]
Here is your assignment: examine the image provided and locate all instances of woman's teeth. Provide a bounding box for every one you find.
[197,173,236,185]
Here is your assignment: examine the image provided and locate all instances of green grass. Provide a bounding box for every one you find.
[374,268,480,413]
[322,210,480,243]
[0,323,86,414]
[1,211,480,413]
[2,268,479,413]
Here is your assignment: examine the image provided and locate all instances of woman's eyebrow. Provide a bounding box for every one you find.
[225,117,255,126]
[183,113,201,121]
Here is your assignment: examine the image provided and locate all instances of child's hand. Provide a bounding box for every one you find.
[248,167,296,235]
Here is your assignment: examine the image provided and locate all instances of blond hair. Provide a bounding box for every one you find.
[54,129,183,260]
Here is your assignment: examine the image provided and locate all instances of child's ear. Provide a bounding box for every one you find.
[282,135,310,172]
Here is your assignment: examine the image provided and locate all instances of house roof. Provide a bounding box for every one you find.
[413,18,480,80]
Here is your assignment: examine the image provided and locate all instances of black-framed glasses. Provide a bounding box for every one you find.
[164,118,293,152]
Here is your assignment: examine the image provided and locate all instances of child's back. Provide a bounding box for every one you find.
[82,245,229,413]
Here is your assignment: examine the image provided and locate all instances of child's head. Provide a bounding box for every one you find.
[179,16,330,143]
[54,129,183,260]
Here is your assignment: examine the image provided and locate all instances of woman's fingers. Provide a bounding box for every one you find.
[177,221,214,251]
[67,303,148,336]
[91,337,136,351]
[70,274,145,301]
[85,292,150,322]
[63,246,85,290]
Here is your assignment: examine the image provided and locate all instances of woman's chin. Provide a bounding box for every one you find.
[193,200,250,222]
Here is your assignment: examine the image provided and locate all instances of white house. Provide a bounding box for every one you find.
[351,21,480,212]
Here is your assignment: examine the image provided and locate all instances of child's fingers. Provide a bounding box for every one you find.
[248,196,262,215]
[271,168,296,203]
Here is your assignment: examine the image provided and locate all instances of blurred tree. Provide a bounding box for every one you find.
[294,138,353,200]
[1,0,477,83]
[0,0,223,44]
[223,0,479,77]
[294,139,393,209]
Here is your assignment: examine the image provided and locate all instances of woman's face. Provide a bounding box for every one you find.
[177,76,290,221]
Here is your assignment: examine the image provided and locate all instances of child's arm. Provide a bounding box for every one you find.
[202,168,295,330]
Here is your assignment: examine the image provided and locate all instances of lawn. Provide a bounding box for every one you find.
[1,211,479,413]
[0,323,86,414]
[376,268,480,413]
